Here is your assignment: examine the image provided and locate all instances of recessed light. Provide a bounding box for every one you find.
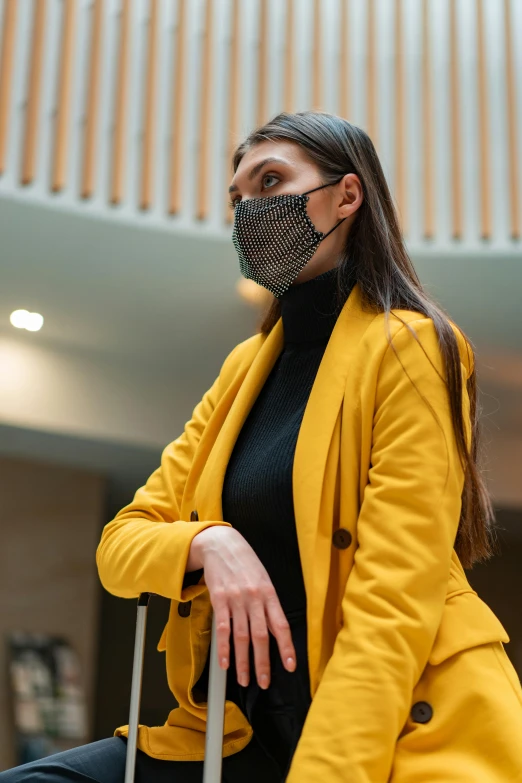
[10,309,44,332]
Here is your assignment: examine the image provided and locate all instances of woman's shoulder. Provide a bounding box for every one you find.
[363,309,474,380]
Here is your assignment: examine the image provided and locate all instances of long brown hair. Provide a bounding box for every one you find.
[232,110,498,569]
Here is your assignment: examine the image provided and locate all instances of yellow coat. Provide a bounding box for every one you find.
[96,283,522,782]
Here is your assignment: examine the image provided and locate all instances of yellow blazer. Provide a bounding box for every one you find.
[96,283,522,782]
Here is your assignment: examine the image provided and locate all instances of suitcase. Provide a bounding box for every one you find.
[124,592,227,783]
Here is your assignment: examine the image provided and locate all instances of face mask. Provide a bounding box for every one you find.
[231,176,347,298]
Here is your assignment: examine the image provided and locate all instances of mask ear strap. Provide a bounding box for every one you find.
[303,175,348,238]
[302,183,329,196]
[321,217,346,239]
[303,175,346,196]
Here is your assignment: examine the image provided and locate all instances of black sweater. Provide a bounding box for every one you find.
[221,265,353,617]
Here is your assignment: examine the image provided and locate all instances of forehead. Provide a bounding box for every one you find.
[232,139,314,180]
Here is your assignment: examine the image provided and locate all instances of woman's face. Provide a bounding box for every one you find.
[228,139,363,284]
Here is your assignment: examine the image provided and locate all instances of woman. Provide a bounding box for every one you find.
[4,111,522,782]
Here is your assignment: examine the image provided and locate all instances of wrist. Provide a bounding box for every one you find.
[187,526,216,571]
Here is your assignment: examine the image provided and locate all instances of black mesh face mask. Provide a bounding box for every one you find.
[231,177,347,298]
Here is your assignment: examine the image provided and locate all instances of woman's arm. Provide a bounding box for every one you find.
[95,346,243,602]
[287,318,471,783]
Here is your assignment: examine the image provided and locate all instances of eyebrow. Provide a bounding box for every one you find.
[228,157,290,193]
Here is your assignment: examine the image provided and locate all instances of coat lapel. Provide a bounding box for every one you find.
[292,283,377,685]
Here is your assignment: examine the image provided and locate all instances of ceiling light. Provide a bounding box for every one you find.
[10,309,44,332]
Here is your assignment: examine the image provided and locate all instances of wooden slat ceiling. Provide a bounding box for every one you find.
[0,0,518,244]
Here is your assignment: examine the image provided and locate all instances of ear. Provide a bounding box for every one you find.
[338,173,363,218]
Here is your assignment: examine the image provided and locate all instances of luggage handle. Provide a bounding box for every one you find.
[124,592,227,783]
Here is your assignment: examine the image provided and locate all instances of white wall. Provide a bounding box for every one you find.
[0,333,202,448]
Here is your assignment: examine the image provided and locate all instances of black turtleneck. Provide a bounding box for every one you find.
[221,265,351,617]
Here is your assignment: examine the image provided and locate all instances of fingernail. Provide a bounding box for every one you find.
[286,657,295,670]
[220,658,228,668]
[260,674,269,689]
[239,673,248,687]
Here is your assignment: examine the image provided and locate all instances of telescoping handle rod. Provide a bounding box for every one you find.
[203,609,227,783]
[124,592,150,783]
[124,593,227,783]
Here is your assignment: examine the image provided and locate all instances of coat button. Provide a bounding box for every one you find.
[178,601,192,618]
[190,510,199,521]
[332,528,352,549]
[411,701,433,724]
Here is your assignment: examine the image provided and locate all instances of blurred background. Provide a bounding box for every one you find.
[0,0,521,771]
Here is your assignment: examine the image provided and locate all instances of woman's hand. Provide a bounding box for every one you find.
[187,526,297,689]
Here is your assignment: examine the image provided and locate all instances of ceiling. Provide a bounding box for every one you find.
[0,194,521,514]
[0,196,260,377]
[1,195,521,357]
[0,193,521,425]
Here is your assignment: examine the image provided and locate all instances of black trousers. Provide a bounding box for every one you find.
[0,736,281,782]
[0,612,310,783]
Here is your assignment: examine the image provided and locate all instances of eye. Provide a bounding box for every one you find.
[262,173,280,189]
[228,172,282,210]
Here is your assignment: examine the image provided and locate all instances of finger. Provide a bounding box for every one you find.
[212,590,231,670]
[231,606,251,687]
[265,598,296,672]
[249,601,271,689]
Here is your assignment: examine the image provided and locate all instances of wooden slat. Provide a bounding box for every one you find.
[394,0,406,233]
[339,0,350,119]
[81,0,103,199]
[168,0,187,215]
[196,0,213,220]
[21,0,46,185]
[504,0,520,239]
[52,0,76,192]
[312,0,322,110]
[476,0,491,239]
[257,0,268,127]
[110,0,130,205]
[226,0,241,224]
[283,0,294,113]
[366,0,377,148]
[0,0,17,175]
[449,0,463,239]
[422,0,434,238]
[140,0,158,210]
